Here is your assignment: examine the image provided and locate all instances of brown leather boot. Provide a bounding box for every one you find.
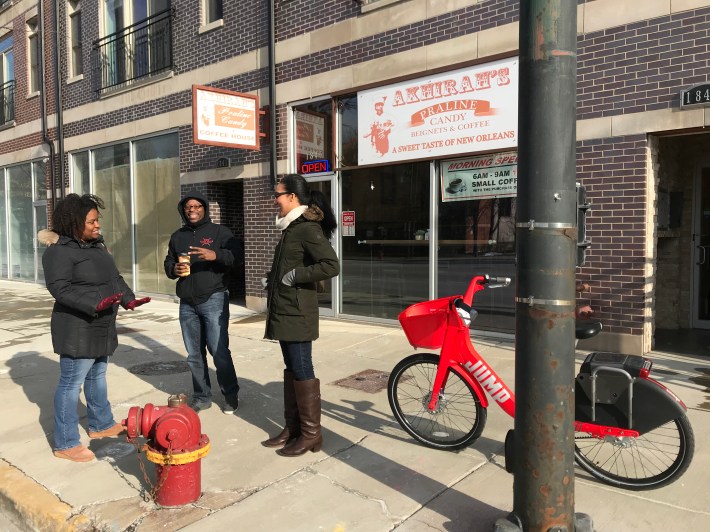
[277,378,322,457]
[261,370,300,447]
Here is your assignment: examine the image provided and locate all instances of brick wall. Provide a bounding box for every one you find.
[577,6,710,119]
[243,175,281,297]
[576,135,648,337]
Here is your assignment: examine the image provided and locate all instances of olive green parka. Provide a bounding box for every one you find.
[264,206,339,341]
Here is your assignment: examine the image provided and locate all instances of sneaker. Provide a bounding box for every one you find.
[222,394,239,414]
[53,445,95,462]
[189,399,212,413]
[88,423,126,439]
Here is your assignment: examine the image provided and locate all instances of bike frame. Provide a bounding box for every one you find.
[427,275,639,439]
[428,275,515,416]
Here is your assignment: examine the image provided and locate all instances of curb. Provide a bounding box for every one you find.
[0,461,93,531]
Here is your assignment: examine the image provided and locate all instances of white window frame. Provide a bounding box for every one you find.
[67,0,83,82]
[26,16,39,97]
[199,0,223,34]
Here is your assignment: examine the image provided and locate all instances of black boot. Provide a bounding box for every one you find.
[277,378,322,457]
[261,370,300,447]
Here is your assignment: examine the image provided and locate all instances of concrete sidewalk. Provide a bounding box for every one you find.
[1,279,708,531]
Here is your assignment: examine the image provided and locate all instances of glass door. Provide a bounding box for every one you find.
[340,162,430,320]
[306,176,337,316]
[692,166,710,328]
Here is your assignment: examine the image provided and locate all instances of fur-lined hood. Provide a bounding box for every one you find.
[38,229,59,246]
[303,204,324,223]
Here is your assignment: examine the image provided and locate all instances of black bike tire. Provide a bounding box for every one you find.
[574,412,694,490]
[387,353,487,451]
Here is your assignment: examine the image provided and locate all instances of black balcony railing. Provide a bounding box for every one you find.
[0,79,15,125]
[91,8,174,94]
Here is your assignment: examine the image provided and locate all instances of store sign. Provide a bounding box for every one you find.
[680,83,710,108]
[192,85,260,150]
[357,57,518,165]
[441,151,518,202]
[342,211,355,236]
[301,159,330,174]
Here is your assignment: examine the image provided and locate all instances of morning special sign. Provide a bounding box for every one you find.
[441,151,518,203]
[192,85,260,150]
[357,57,518,165]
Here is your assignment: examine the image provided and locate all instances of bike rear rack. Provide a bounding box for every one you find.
[590,366,635,429]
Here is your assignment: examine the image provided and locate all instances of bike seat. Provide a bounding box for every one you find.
[575,319,602,340]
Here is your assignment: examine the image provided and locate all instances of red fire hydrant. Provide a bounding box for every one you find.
[123,393,210,506]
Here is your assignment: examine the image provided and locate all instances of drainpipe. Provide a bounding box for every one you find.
[52,0,65,198]
[268,0,276,187]
[38,0,56,203]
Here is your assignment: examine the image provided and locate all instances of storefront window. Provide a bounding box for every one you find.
[0,172,6,277]
[337,95,358,168]
[93,142,132,285]
[292,100,332,175]
[33,160,47,281]
[72,133,180,294]
[72,151,90,195]
[7,164,33,280]
[341,162,429,319]
[133,133,179,293]
[437,196,516,332]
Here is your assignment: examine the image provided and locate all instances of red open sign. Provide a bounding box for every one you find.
[301,159,330,174]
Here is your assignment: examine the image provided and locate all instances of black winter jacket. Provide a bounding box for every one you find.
[164,191,243,305]
[39,230,135,358]
[265,206,339,342]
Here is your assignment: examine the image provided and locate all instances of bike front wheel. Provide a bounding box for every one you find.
[388,353,487,450]
[574,413,695,490]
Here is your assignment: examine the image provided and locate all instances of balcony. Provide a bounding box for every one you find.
[0,80,15,126]
[91,8,174,95]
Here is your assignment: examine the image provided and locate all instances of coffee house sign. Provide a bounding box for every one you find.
[441,151,518,203]
[357,57,518,166]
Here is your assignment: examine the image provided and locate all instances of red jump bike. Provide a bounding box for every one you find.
[387,274,694,490]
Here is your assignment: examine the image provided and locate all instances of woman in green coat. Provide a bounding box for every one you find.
[262,174,339,456]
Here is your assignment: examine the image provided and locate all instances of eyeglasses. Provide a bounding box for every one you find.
[273,191,291,198]
[184,204,204,211]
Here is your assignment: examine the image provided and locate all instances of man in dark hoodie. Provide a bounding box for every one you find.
[164,191,242,414]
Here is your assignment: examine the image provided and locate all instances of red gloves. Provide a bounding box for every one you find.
[125,297,151,311]
[96,293,123,312]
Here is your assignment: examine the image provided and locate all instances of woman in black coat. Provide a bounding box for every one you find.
[39,194,150,462]
[262,174,339,456]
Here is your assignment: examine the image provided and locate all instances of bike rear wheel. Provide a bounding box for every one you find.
[574,413,694,490]
[388,353,486,450]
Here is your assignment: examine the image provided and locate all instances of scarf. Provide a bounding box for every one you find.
[275,205,308,231]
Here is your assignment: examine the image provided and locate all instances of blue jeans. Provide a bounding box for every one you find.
[180,291,239,402]
[279,341,315,381]
[54,356,115,451]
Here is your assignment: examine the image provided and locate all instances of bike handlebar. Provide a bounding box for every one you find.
[463,274,512,307]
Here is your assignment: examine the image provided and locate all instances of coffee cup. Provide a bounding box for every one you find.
[449,178,463,192]
[178,253,191,277]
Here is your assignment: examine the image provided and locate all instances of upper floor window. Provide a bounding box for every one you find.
[0,35,14,125]
[0,35,13,85]
[93,0,173,93]
[68,1,83,78]
[204,0,223,24]
[27,17,39,94]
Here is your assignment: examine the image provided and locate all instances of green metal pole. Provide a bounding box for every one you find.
[514,1,578,530]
